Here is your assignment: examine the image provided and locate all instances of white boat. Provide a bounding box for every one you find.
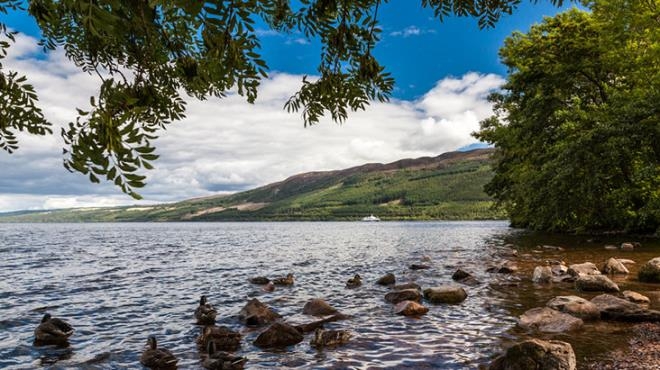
[361,214,380,222]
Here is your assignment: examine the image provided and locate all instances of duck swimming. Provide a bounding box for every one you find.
[272,273,294,286]
[34,313,73,345]
[140,336,178,369]
[202,340,247,370]
[197,325,242,352]
[345,274,362,288]
[195,295,218,325]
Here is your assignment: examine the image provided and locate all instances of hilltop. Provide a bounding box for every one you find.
[0,148,505,222]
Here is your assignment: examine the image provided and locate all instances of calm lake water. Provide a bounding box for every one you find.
[0,222,658,369]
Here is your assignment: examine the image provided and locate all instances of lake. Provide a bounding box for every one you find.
[0,222,658,369]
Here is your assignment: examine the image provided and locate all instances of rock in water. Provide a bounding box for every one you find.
[238,298,281,326]
[489,338,576,370]
[575,275,619,292]
[546,296,600,321]
[376,273,395,286]
[309,328,351,348]
[601,257,629,275]
[518,307,583,333]
[394,300,429,316]
[384,289,421,304]
[567,262,601,277]
[638,257,660,283]
[409,264,430,270]
[532,266,553,283]
[392,282,421,291]
[423,286,467,304]
[451,269,480,285]
[591,294,660,322]
[302,298,338,316]
[253,322,303,348]
[196,325,242,351]
[623,290,651,304]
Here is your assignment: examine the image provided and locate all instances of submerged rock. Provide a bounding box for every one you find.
[638,257,660,283]
[302,298,338,316]
[518,307,583,333]
[489,338,576,370]
[567,262,601,277]
[253,322,303,348]
[394,300,429,316]
[384,289,421,304]
[423,286,467,304]
[294,314,349,333]
[601,257,629,275]
[532,266,553,284]
[575,275,619,292]
[238,298,281,326]
[409,264,431,270]
[309,328,351,348]
[486,261,518,274]
[376,273,395,286]
[546,296,600,321]
[452,269,480,285]
[623,290,651,304]
[591,294,660,322]
[392,282,421,291]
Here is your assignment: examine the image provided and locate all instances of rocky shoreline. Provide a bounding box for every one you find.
[586,323,660,370]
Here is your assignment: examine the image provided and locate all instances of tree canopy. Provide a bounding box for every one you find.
[475,0,660,233]
[0,0,567,198]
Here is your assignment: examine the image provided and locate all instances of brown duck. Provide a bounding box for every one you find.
[195,295,218,325]
[197,325,241,352]
[34,313,73,345]
[272,273,294,286]
[140,336,178,369]
[345,274,362,288]
[202,340,247,370]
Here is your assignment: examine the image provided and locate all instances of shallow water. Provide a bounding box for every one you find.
[0,222,658,369]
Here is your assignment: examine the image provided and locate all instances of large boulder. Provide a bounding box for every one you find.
[518,307,584,333]
[623,290,651,304]
[384,289,421,304]
[302,299,338,316]
[238,298,281,326]
[423,286,467,304]
[394,300,429,316]
[575,275,619,292]
[489,339,576,370]
[376,273,396,286]
[638,257,660,283]
[601,257,629,275]
[532,266,553,284]
[253,322,303,348]
[591,294,660,322]
[546,296,600,321]
[567,262,601,277]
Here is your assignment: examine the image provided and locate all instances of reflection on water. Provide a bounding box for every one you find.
[0,222,658,369]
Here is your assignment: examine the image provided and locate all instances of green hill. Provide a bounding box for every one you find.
[0,148,505,222]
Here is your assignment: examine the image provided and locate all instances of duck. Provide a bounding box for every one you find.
[248,276,270,285]
[196,325,242,352]
[140,336,178,369]
[202,341,247,370]
[195,295,218,325]
[309,328,351,348]
[34,313,73,345]
[345,274,362,288]
[272,273,294,286]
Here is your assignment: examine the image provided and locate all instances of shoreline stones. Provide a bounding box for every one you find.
[302,299,338,316]
[394,300,429,316]
[575,275,619,292]
[385,289,421,304]
[518,307,584,333]
[638,257,660,283]
[376,273,395,286]
[546,296,600,321]
[591,294,660,322]
[489,338,576,370]
[532,265,553,284]
[623,290,651,304]
[423,286,467,304]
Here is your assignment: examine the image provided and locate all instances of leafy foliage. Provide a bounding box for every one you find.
[1,0,563,197]
[474,0,660,233]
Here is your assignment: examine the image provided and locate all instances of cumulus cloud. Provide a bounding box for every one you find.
[389,25,436,37]
[0,33,502,212]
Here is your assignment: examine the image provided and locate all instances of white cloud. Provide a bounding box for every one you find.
[0,33,502,212]
[389,25,436,38]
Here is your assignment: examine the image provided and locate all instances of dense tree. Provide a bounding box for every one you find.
[0,0,564,198]
[475,0,659,233]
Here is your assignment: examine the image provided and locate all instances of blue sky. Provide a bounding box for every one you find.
[0,1,574,211]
